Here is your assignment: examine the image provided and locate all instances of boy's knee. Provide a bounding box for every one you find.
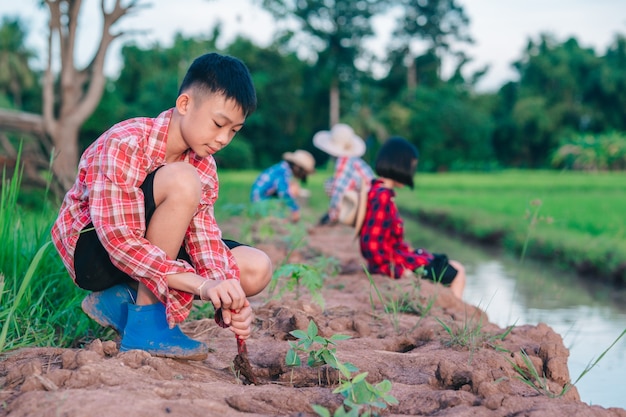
[155,162,202,204]
[232,246,273,296]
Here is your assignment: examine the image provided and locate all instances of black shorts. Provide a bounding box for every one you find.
[422,253,457,285]
[73,168,243,292]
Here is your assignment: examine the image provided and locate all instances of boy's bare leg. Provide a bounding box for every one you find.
[119,162,207,359]
[449,260,466,299]
[229,246,273,297]
[136,162,202,305]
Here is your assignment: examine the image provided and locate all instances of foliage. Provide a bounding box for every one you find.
[436,313,514,363]
[504,328,626,400]
[366,267,435,334]
[269,256,340,309]
[551,131,626,171]
[0,155,95,353]
[379,83,496,172]
[214,136,255,169]
[286,320,398,417]
[507,348,572,398]
[0,17,37,109]
[285,320,352,369]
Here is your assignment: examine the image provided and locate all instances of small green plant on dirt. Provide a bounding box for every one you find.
[436,312,514,363]
[269,255,339,309]
[366,266,435,334]
[312,371,398,417]
[285,320,398,417]
[507,348,571,398]
[286,320,353,370]
[507,327,626,399]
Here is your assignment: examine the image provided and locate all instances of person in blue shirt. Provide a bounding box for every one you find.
[250,150,316,222]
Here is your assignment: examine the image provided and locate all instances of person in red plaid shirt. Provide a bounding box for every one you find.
[51,53,272,360]
[357,137,466,299]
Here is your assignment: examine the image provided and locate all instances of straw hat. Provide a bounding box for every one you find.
[312,123,366,158]
[283,150,316,174]
[337,183,369,237]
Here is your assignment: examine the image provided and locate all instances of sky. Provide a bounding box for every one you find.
[1,0,625,92]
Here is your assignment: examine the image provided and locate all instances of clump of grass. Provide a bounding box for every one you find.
[436,309,514,363]
[507,328,626,398]
[366,266,436,334]
[0,152,96,353]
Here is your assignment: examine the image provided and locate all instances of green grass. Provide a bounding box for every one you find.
[395,170,626,284]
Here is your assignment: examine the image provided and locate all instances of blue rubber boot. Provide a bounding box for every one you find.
[120,302,208,361]
[81,283,137,334]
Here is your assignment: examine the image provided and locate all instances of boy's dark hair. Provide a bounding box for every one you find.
[375,136,419,189]
[179,52,257,117]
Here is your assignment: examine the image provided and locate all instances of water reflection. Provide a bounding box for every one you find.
[404,219,626,410]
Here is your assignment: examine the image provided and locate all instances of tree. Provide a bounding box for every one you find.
[41,0,146,191]
[493,34,603,167]
[389,0,472,90]
[259,0,384,126]
[0,17,37,110]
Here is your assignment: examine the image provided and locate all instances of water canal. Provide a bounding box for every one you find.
[404,218,626,410]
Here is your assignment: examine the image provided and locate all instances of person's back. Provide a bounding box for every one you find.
[250,150,315,223]
[312,124,374,224]
[357,136,466,299]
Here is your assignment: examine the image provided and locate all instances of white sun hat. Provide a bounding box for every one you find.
[312,123,366,158]
[282,150,316,174]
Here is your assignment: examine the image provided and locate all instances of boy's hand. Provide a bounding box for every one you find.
[200,278,246,324]
[228,300,254,339]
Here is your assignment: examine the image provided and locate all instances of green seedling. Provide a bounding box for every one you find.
[270,256,339,309]
[286,321,398,417]
[286,320,352,370]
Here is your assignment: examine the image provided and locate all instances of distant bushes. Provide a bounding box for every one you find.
[552,132,626,171]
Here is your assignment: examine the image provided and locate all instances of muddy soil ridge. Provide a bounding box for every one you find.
[1,223,625,417]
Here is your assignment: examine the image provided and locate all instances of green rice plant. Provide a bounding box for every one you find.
[269,255,339,309]
[396,170,626,283]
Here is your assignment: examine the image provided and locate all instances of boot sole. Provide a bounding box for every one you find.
[81,295,122,333]
[120,347,208,361]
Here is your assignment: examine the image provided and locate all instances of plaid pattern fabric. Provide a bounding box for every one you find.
[359,179,433,278]
[51,108,240,327]
[250,161,298,211]
[327,156,374,221]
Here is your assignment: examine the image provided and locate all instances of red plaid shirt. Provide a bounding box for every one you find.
[51,109,239,326]
[359,179,432,278]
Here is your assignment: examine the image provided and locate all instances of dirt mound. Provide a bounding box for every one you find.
[1,224,625,417]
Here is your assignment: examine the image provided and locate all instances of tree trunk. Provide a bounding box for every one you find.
[329,79,340,127]
[407,57,417,92]
[50,122,80,191]
[40,0,141,193]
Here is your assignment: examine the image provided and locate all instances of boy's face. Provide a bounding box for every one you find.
[177,91,246,158]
